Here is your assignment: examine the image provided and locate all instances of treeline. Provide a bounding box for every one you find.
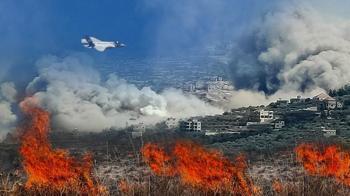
[329,85,350,97]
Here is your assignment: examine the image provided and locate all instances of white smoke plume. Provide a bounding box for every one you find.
[228,5,350,94]
[226,87,325,108]
[0,82,17,140]
[139,0,349,108]
[222,3,350,107]
[26,55,222,132]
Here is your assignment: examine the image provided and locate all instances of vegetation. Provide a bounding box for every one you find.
[2,150,350,195]
[1,90,350,195]
[329,85,350,97]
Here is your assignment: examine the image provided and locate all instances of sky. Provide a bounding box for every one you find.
[1,0,350,57]
[0,0,349,84]
[0,0,278,85]
[0,0,291,58]
[1,0,350,137]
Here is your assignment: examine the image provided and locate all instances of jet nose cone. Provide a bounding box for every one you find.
[120,43,126,47]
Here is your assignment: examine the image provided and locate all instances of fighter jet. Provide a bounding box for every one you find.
[81,36,126,52]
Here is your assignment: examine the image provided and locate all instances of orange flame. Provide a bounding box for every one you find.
[142,141,255,194]
[272,180,283,193]
[19,97,104,194]
[295,143,350,186]
[141,143,175,176]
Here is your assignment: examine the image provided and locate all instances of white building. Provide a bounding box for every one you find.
[181,119,202,132]
[204,131,240,136]
[165,117,178,129]
[321,127,336,137]
[260,110,274,123]
[207,80,234,92]
[274,121,285,129]
[314,93,343,110]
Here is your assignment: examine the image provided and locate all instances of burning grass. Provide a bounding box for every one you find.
[142,141,258,195]
[295,143,350,186]
[18,97,106,195]
[2,99,350,195]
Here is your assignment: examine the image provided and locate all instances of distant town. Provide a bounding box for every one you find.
[127,80,350,154]
[179,92,344,137]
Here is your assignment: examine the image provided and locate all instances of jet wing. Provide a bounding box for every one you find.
[89,36,101,42]
[94,45,108,52]
[94,44,116,52]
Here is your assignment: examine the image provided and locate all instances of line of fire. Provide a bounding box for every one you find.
[2,1,350,196]
[1,87,350,195]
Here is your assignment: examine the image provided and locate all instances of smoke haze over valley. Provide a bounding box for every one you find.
[2,1,350,196]
[0,0,350,137]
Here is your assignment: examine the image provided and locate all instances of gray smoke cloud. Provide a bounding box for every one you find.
[0,82,17,140]
[228,5,350,94]
[215,3,350,108]
[2,1,350,137]
[26,55,222,132]
[140,0,349,108]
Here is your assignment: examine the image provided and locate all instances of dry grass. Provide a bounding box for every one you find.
[2,162,350,195]
[0,171,23,196]
[2,136,350,195]
[108,174,350,196]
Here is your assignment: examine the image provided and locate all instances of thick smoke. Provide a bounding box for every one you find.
[140,0,349,107]
[0,82,17,140]
[2,1,350,136]
[226,87,325,108]
[228,5,350,94]
[26,55,222,132]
